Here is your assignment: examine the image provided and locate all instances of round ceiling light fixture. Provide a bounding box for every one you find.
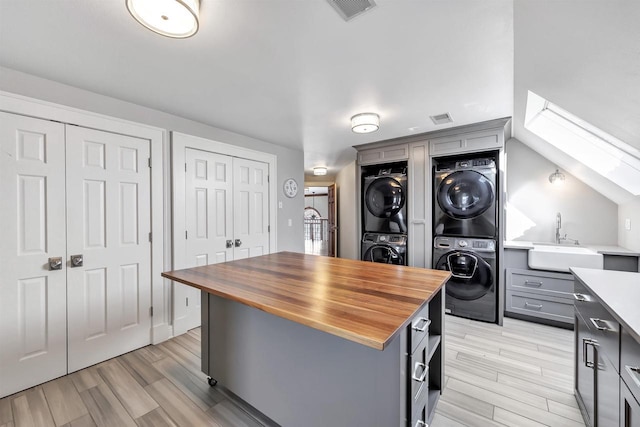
[126,0,200,39]
[351,112,380,134]
[313,167,328,176]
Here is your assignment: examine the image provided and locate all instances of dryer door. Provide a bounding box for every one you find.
[363,244,403,265]
[436,250,493,300]
[436,170,494,220]
[365,177,406,218]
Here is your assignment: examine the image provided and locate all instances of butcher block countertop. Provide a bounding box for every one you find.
[162,252,450,350]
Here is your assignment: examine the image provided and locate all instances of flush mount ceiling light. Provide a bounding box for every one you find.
[313,167,328,176]
[549,169,566,185]
[126,0,200,38]
[351,113,380,134]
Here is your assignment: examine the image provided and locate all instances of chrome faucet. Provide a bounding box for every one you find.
[555,212,580,245]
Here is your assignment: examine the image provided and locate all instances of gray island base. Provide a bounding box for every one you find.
[201,291,444,427]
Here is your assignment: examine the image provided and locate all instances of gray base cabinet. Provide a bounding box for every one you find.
[621,328,640,427]
[201,288,444,427]
[505,268,574,326]
[574,277,621,427]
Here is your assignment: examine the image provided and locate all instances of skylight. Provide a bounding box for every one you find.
[525,91,640,196]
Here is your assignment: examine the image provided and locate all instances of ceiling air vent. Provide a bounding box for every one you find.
[327,0,377,21]
[430,112,454,125]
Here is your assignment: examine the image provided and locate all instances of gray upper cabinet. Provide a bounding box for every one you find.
[408,141,430,268]
[357,144,409,165]
[429,128,504,157]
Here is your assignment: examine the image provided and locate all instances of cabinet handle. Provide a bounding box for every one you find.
[625,365,640,389]
[589,317,614,332]
[412,362,428,383]
[524,280,543,287]
[412,317,431,333]
[573,293,588,302]
[524,301,543,311]
[583,338,598,368]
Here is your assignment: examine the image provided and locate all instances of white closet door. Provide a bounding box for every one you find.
[65,125,152,373]
[175,148,233,334]
[0,112,67,398]
[233,158,270,259]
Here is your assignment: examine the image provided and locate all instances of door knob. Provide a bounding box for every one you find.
[70,254,83,267]
[48,257,63,271]
[226,240,233,248]
[235,239,242,247]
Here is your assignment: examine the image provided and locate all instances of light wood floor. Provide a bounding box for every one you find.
[0,316,584,427]
[434,315,584,427]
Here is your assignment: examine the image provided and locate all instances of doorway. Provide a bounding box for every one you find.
[304,185,336,257]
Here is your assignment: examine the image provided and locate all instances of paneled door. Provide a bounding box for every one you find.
[175,148,233,333]
[176,152,270,334]
[0,112,68,397]
[232,158,270,259]
[65,125,152,373]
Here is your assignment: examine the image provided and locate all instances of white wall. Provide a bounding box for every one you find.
[336,161,358,260]
[513,0,640,243]
[505,139,618,245]
[0,67,305,254]
[619,199,640,252]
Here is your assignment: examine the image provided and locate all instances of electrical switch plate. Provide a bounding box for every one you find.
[288,219,292,227]
[625,218,631,230]
[279,201,283,209]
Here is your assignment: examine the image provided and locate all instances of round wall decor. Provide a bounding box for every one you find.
[283,178,298,198]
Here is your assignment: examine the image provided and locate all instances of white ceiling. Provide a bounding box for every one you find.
[0,0,513,175]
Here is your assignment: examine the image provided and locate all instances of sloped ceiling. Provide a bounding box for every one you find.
[513,0,640,205]
[0,0,513,176]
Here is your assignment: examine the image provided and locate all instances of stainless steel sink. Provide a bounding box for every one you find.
[528,244,603,272]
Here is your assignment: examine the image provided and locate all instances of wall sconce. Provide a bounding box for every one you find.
[351,113,380,134]
[549,169,565,185]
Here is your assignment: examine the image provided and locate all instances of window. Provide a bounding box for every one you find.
[525,91,640,195]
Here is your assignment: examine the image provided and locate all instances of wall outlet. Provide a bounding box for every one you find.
[625,218,631,230]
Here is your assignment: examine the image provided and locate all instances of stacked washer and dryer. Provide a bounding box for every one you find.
[432,154,499,323]
[361,163,408,266]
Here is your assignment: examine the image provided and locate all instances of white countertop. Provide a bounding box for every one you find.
[571,267,640,343]
[504,241,640,256]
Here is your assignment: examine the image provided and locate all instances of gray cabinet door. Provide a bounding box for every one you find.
[621,380,640,427]
[576,311,596,427]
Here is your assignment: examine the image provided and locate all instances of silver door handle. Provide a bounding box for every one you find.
[414,421,428,427]
[226,240,233,248]
[573,293,591,302]
[235,239,242,247]
[524,302,543,311]
[412,362,428,382]
[583,338,598,368]
[48,257,62,270]
[590,318,614,332]
[70,254,83,267]
[412,317,431,333]
[524,280,542,287]
[625,365,640,389]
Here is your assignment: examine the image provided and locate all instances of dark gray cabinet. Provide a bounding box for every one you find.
[621,328,640,427]
[407,288,443,427]
[574,277,621,427]
[621,380,640,427]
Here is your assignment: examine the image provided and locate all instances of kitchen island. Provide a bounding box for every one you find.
[162,252,450,427]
